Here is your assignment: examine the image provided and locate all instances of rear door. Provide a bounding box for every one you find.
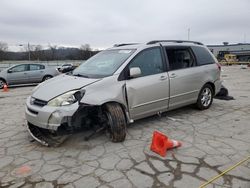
[7,64,29,84]
[165,46,203,109]
[28,64,45,82]
[125,47,170,119]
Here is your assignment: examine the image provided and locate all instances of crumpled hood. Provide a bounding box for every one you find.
[32,74,101,101]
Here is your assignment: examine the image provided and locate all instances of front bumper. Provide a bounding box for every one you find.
[25,96,79,130]
[27,123,70,146]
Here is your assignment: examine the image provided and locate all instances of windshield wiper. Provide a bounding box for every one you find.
[73,74,89,78]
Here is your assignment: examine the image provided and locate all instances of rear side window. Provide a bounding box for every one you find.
[192,46,215,65]
[165,48,195,71]
[29,64,45,70]
[40,65,45,69]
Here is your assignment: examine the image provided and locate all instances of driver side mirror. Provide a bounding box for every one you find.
[7,69,13,73]
[129,67,142,78]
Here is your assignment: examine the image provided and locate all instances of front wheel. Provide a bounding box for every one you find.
[196,84,213,110]
[104,103,127,142]
[0,79,6,89]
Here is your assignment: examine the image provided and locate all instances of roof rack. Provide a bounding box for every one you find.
[147,40,203,45]
[113,43,139,47]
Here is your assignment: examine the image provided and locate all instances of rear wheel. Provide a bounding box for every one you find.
[196,84,213,110]
[0,79,6,89]
[104,103,126,142]
[43,75,52,81]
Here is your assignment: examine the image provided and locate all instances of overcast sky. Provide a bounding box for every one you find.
[0,0,250,51]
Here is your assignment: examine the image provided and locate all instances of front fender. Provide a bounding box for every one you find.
[80,76,127,108]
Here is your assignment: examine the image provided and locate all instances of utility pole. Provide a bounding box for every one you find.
[244,34,246,43]
[28,43,31,61]
[188,28,190,40]
[19,43,31,60]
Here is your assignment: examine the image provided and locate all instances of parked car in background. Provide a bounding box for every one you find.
[0,63,60,88]
[58,63,77,73]
[25,40,221,146]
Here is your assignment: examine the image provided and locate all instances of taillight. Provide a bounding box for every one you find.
[216,63,221,71]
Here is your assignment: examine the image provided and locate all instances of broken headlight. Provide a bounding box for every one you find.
[48,90,79,107]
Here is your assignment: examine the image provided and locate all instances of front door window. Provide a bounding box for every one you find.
[128,48,164,77]
[10,64,28,72]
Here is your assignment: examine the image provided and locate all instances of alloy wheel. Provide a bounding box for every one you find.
[201,87,212,107]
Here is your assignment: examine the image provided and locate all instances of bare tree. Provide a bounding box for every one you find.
[0,42,8,51]
[80,44,91,51]
[79,44,92,59]
[20,43,33,60]
[32,45,43,60]
[0,42,8,61]
[49,44,57,60]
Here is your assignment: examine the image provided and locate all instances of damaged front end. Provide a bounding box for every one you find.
[27,103,108,147]
[25,75,130,146]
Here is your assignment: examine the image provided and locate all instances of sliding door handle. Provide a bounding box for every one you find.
[169,73,177,78]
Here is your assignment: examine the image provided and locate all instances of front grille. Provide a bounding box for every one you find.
[32,98,48,107]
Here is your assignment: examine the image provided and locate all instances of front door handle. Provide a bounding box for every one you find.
[169,73,177,78]
[160,75,168,80]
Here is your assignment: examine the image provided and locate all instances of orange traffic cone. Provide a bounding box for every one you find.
[2,84,9,92]
[165,137,182,150]
[150,131,182,157]
[150,131,168,157]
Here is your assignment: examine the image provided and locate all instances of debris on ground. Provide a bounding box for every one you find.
[215,84,235,100]
[15,165,31,176]
[166,116,183,122]
[240,64,248,69]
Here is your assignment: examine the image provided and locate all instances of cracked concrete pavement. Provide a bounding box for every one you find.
[0,66,249,188]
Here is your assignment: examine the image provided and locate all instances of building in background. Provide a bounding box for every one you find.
[207,43,250,62]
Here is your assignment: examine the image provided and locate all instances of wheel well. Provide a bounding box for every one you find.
[43,75,53,80]
[205,82,215,96]
[44,75,52,78]
[0,77,7,83]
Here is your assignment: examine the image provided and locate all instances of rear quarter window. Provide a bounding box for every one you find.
[192,46,215,65]
[40,65,45,69]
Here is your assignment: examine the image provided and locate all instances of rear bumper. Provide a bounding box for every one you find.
[214,79,222,95]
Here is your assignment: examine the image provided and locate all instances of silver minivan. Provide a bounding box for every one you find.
[25,40,221,146]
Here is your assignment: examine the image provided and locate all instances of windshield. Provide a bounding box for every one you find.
[73,49,135,78]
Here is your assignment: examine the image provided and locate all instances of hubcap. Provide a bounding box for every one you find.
[201,88,212,107]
